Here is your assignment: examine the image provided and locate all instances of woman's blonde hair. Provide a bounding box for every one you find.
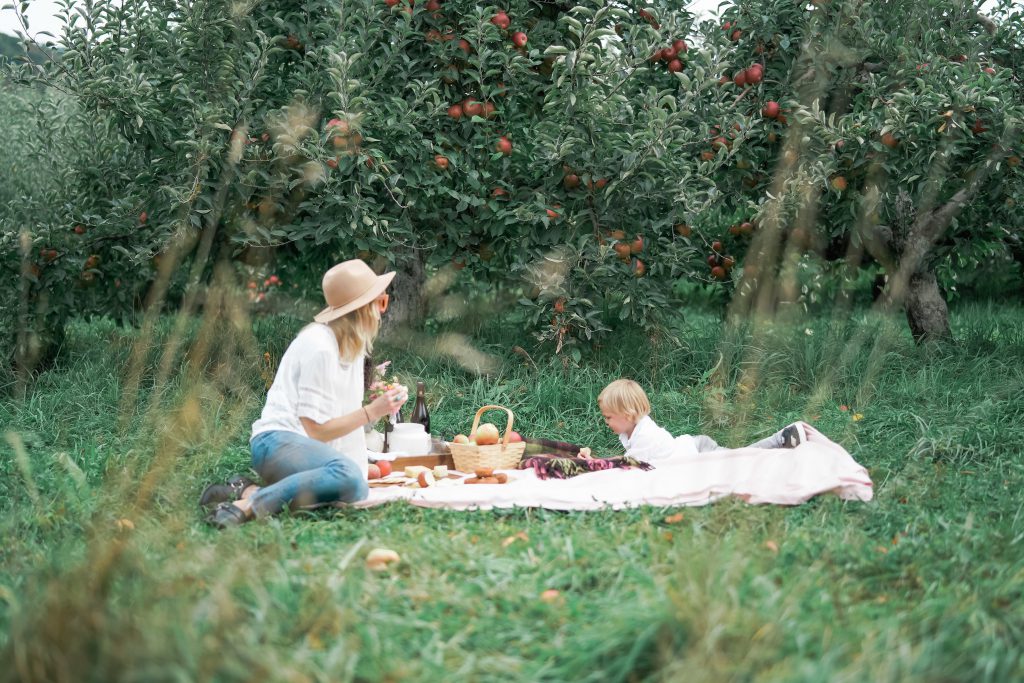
[326,300,381,361]
[597,379,651,420]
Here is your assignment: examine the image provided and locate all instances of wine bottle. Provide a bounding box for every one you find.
[382,406,403,454]
[407,381,430,434]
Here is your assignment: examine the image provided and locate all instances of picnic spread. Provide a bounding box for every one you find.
[353,406,873,511]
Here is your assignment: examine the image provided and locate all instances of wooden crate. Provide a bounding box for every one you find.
[388,453,455,470]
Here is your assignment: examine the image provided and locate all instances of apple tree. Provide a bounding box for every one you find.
[689,0,1023,341]
[2,0,735,377]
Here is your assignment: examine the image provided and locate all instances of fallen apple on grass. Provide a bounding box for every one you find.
[366,548,401,571]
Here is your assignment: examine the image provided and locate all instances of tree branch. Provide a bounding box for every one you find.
[973,12,997,35]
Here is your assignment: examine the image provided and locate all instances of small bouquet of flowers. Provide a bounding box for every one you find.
[366,360,408,418]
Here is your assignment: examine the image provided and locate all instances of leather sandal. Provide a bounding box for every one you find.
[198,475,257,509]
[205,502,250,529]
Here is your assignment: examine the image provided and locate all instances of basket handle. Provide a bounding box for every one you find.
[470,405,515,446]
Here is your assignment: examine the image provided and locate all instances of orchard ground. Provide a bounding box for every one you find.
[2,302,1023,682]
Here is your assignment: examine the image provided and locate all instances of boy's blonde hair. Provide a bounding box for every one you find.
[327,300,381,362]
[597,379,650,420]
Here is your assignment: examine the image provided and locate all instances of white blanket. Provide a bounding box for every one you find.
[353,423,873,511]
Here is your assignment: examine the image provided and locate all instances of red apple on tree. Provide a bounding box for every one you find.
[511,31,527,48]
[447,104,463,119]
[496,136,513,155]
[434,154,449,170]
[490,11,510,30]
[667,59,683,73]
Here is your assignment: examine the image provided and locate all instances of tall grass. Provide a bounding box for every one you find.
[2,304,1023,682]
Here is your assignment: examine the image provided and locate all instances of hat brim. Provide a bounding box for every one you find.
[313,270,396,324]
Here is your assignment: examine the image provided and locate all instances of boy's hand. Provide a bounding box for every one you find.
[578,447,593,459]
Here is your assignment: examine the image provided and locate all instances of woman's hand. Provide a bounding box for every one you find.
[578,447,593,459]
[366,386,408,422]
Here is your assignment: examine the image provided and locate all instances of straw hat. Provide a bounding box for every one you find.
[313,260,395,324]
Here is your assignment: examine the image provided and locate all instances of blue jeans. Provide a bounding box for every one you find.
[249,430,369,518]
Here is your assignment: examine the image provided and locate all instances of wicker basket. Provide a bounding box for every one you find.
[448,405,527,473]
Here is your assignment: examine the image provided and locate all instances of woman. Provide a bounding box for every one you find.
[202,259,408,529]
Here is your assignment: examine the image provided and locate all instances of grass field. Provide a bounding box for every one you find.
[2,304,1023,682]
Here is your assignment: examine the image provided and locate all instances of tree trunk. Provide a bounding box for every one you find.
[904,271,951,343]
[383,249,426,335]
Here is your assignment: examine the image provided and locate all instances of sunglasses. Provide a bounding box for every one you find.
[376,293,390,314]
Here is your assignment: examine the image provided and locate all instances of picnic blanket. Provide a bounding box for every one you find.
[352,422,873,511]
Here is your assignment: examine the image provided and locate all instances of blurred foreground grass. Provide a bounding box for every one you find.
[1,304,1023,682]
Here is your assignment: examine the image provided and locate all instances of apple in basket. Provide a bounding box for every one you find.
[452,434,470,444]
[474,423,500,446]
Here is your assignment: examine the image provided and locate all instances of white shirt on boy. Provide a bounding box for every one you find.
[251,323,368,477]
[619,415,700,463]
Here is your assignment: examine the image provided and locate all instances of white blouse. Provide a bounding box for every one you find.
[251,323,368,476]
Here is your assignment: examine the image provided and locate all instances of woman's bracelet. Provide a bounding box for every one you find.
[363,406,372,424]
